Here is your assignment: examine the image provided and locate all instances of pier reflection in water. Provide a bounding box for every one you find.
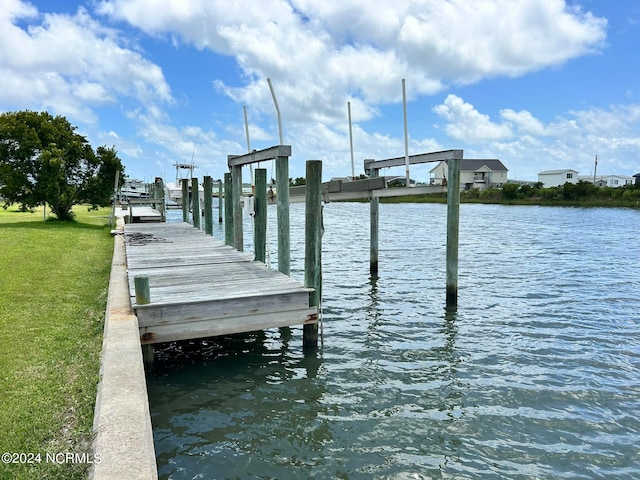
[149,203,640,479]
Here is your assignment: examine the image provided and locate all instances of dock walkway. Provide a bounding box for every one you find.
[123,222,318,344]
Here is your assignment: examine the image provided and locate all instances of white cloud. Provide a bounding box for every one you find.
[0,2,172,124]
[3,0,626,183]
[434,94,513,141]
[98,0,607,124]
[433,94,640,179]
[500,109,547,136]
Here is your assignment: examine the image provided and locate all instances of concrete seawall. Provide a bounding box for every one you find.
[91,217,157,479]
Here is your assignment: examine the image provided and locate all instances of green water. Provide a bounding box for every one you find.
[149,203,640,479]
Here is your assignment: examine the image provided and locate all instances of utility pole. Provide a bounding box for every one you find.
[593,154,598,183]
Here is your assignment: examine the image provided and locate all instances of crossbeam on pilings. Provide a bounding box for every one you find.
[364,149,463,173]
[227,144,292,275]
[364,149,463,308]
[228,145,292,167]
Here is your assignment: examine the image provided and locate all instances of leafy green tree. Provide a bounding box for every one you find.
[0,110,125,220]
[501,183,519,199]
[289,176,306,186]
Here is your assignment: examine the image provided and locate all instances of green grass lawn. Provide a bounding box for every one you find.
[0,205,113,480]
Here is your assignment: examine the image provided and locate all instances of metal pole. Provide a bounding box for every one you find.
[402,78,410,187]
[267,78,284,145]
[348,101,355,179]
[244,105,254,192]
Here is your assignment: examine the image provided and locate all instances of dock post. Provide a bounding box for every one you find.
[370,168,379,274]
[191,177,200,230]
[156,177,166,222]
[232,165,243,251]
[203,175,213,235]
[224,173,233,246]
[134,274,154,367]
[304,160,322,350]
[134,274,150,305]
[181,178,189,223]
[218,179,223,223]
[254,168,267,263]
[276,154,290,275]
[446,156,461,307]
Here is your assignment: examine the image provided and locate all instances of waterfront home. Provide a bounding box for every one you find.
[538,169,579,187]
[430,159,508,190]
[578,174,635,188]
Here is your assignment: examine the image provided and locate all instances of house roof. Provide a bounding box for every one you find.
[430,159,507,173]
[538,169,579,175]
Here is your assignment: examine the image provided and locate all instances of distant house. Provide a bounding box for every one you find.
[430,159,508,190]
[634,173,640,185]
[577,175,635,188]
[537,169,579,188]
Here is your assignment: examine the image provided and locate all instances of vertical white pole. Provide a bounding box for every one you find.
[244,105,254,193]
[348,101,355,180]
[402,78,410,187]
[267,78,284,145]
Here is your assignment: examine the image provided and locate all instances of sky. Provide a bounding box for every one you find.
[1,0,640,184]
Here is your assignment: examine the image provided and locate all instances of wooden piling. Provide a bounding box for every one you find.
[254,168,267,263]
[137,272,154,369]
[181,178,189,223]
[446,157,461,307]
[304,160,322,350]
[224,172,233,246]
[134,274,150,306]
[203,175,213,235]
[191,177,200,230]
[218,180,223,223]
[369,168,379,275]
[276,155,290,275]
[232,165,243,251]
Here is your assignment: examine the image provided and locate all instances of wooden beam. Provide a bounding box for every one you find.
[290,184,447,202]
[364,149,463,172]
[228,145,292,167]
[139,308,318,344]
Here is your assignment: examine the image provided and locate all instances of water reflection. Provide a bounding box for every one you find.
[148,330,331,479]
[151,204,640,479]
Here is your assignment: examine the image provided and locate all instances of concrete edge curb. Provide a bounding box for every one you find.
[90,216,158,479]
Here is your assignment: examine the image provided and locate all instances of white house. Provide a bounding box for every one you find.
[537,169,579,188]
[577,175,635,188]
[430,159,508,190]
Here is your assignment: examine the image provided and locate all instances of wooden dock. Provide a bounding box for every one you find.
[127,198,164,223]
[123,222,318,344]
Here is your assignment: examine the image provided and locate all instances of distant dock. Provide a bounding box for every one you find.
[123,222,318,344]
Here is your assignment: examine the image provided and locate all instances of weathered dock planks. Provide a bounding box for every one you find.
[122,222,317,344]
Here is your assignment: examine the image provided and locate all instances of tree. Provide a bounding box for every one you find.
[0,110,125,220]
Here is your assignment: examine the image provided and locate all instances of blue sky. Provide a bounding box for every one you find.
[2,0,639,183]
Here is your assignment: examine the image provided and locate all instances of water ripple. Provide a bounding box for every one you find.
[150,204,640,479]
